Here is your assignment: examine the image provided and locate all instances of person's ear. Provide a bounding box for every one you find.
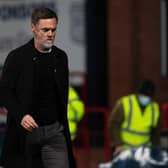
[31,23,35,33]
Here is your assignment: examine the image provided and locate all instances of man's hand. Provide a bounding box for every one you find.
[21,114,39,131]
[113,145,124,157]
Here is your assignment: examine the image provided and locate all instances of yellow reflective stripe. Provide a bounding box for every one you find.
[121,128,150,135]
[125,96,133,129]
[123,140,151,149]
[68,98,80,103]
[121,130,150,147]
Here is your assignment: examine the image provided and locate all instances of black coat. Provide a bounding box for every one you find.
[0,39,76,168]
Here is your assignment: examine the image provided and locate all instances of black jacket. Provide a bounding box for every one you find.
[0,39,76,168]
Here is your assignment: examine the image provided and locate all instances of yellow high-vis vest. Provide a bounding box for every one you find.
[120,94,159,150]
[67,86,85,141]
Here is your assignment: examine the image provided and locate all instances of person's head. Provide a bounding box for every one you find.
[31,8,58,52]
[136,79,156,106]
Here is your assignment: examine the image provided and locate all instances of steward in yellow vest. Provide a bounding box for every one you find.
[109,80,160,156]
[67,86,85,141]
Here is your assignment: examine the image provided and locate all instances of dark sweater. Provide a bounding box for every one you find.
[31,50,61,126]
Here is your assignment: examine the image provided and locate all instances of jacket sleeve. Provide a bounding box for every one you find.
[0,51,26,124]
[109,100,124,147]
[151,107,161,146]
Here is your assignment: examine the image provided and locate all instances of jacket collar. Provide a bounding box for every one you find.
[27,38,60,65]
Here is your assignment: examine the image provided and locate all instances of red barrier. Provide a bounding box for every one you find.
[161,103,168,131]
[76,106,111,161]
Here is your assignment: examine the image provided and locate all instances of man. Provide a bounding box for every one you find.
[109,80,160,156]
[0,8,76,168]
[67,86,84,141]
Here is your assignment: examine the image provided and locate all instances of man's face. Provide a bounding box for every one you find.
[31,18,57,51]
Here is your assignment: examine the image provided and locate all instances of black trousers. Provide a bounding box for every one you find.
[25,122,69,168]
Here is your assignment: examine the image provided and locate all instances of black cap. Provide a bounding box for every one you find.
[136,80,155,97]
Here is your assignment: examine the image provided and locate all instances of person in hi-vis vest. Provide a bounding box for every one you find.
[109,80,161,156]
[68,86,85,141]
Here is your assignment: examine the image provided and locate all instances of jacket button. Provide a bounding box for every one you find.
[33,57,39,64]
[54,69,57,72]
[33,57,37,61]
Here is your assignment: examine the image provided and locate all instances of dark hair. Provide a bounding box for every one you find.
[31,8,58,25]
[136,79,155,97]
